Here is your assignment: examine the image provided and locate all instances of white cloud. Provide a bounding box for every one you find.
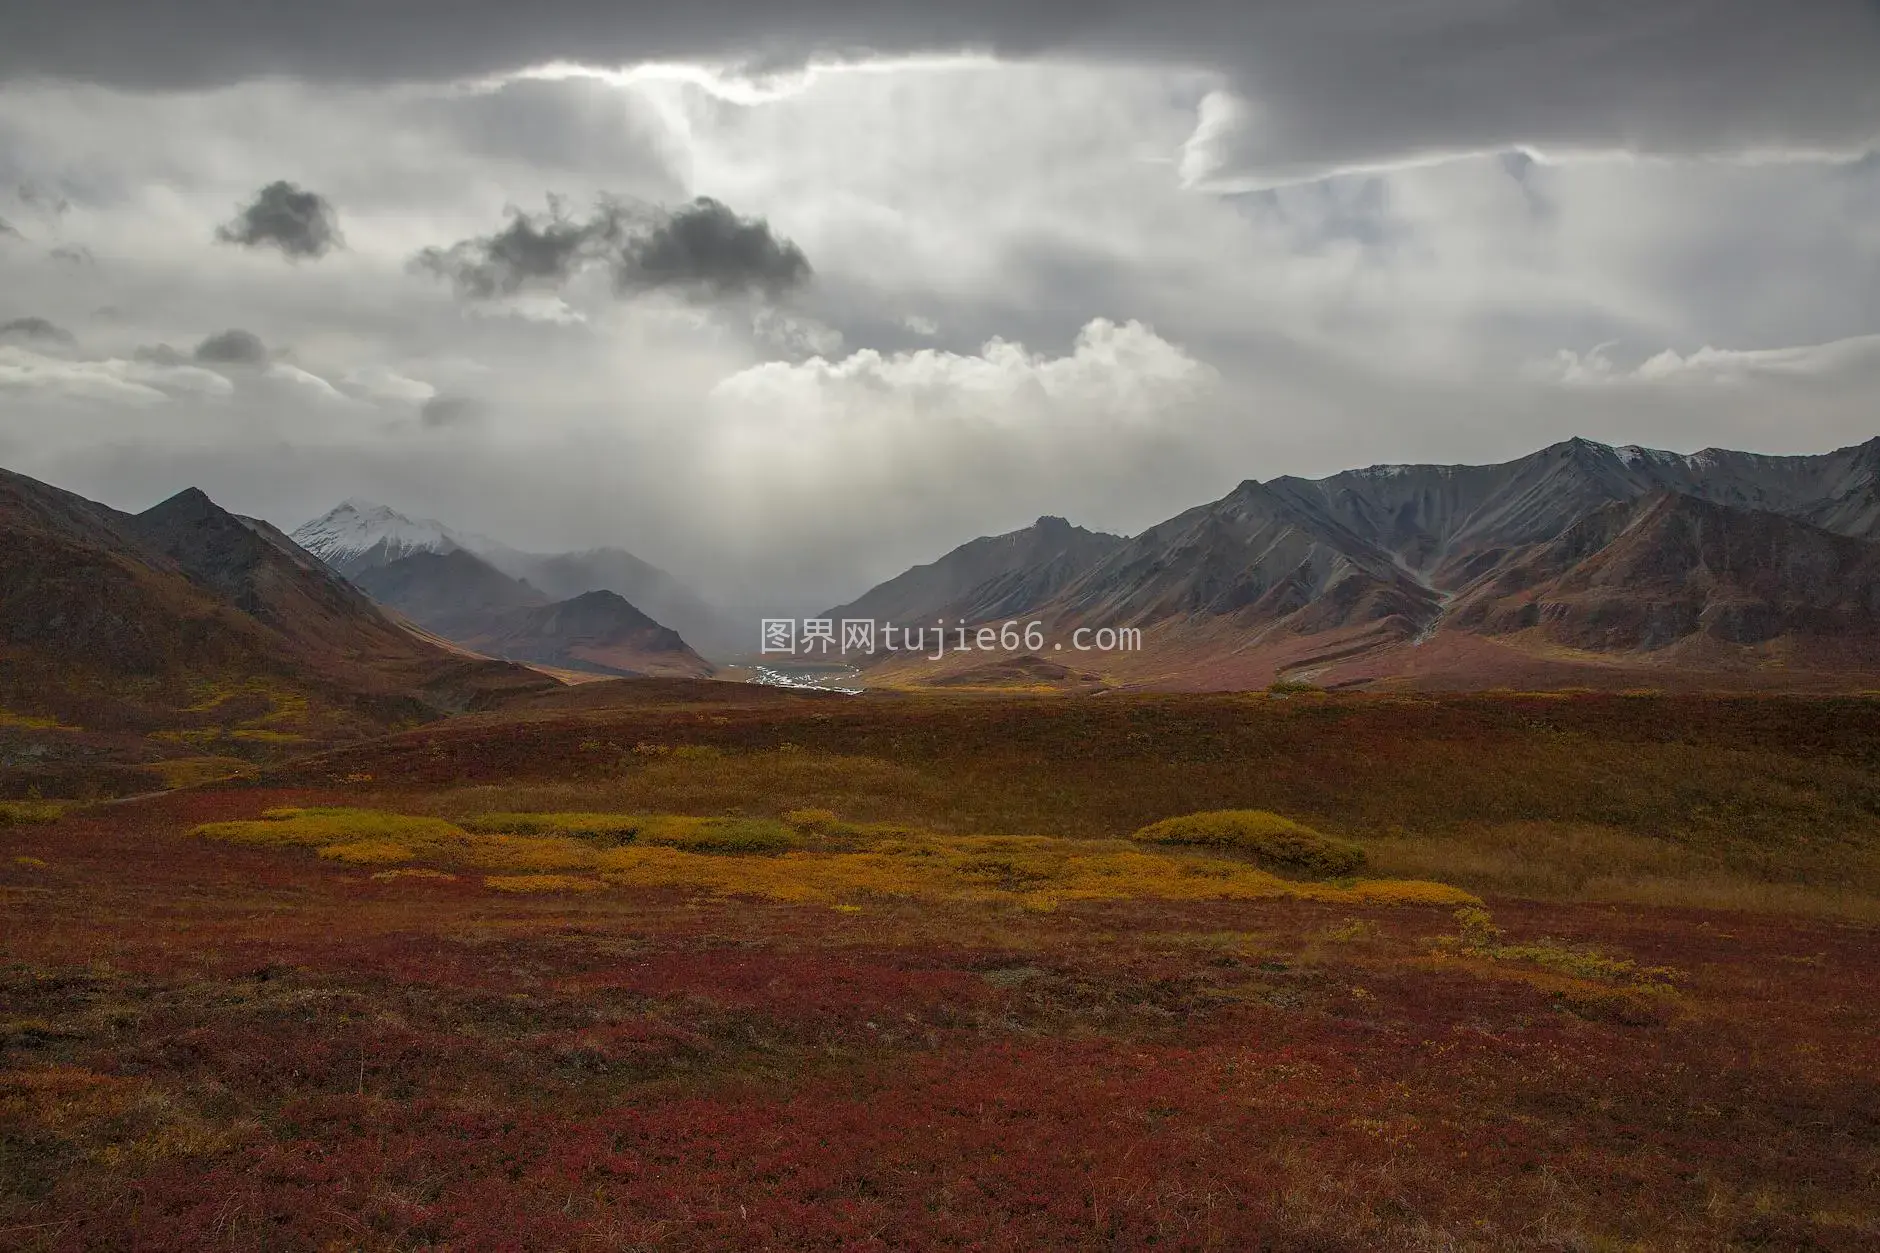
[1532,332,1880,386]
[340,364,437,404]
[0,344,234,406]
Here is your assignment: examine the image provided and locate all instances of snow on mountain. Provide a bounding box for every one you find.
[290,500,471,577]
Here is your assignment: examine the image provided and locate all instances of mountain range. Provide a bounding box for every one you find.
[0,466,562,793]
[290,501,718,677]
[7,431,1880,758]
[829,436,1880,691]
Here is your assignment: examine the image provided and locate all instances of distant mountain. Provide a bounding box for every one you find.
[351,548,712,679]
[293,501,734,657]
[1450,489,1880,652]
[1047,480,1439,637]
[843,436,1880,691]
[456,590,714,679]
[0,467,555,765]
[501,548,733,657]
[288,499,477,579]
[823,516,1124,625]
[351,549,548,642]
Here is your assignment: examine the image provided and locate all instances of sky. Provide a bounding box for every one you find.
[1,2,1878,606]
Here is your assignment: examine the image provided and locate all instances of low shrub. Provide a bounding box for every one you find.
[463,812,643,844]
[195,808,466,850]
[1128,810,1366,878]
[461,834,595,872]
[0,800,62,826]
[316,841,415,865]
[643,817,797,856]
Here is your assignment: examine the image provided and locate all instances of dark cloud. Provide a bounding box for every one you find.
[50,244,94,265]
[414,194,810,300]
[215,180,343,259]
[420,395,484,428]
[413,194,624,298]
[1,4,1876,187]
[16,183,70,216]
[0,316,76,344]
[0,215,20,240]
[192,328,269,364]
[619,197,810,298]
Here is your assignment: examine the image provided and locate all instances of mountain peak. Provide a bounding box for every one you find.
[291,498,466,577]
[145,486,218,516]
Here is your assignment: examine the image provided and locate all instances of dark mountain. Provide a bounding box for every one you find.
[503,547,733,657]
[824,516,1124,626]
[351,548,548,641]
[128,488,435,664]
[840,435,1880,690]
[458,590,714,679]
[0,467,554,748]
[1,470,276,684]
[292,500,735,657]
[1048,480,1440,635]
[1450,490,1880,651]
[350,548,712,679]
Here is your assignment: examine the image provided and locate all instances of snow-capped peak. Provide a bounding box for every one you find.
[291,500,467,575]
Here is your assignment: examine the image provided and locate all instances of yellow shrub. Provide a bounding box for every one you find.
[461,834,596,872]
[317,841,415,865]
[638,816,798,855]
[462,812,643,842]
[0,800,62,825]
[190,805,1476,915]
[1129,810,1366,878]
[0,708,76,731]
[1332,880,1481,907]
[783,808,839,831]
[484,874,604,894]
[370,868,458,882]
[195,808,466,850]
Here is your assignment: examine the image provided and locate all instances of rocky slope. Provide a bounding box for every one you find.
[834,436,1880,688]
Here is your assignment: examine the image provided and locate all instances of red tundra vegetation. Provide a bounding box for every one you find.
[2,687,1877,1249]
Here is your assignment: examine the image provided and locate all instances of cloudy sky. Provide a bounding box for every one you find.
[1,2,1877,605]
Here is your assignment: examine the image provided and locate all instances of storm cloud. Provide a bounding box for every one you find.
[215,180,343,258]
[0,316,75,345]
[0,14,1876,607]
[192,328,269,365]
[3,3,1876,187]
[420,395,483,428]
[415,195,810,300]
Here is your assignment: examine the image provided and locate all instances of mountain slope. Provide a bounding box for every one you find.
[825,516,1124,626]
[289,499,473,578]
[501,548,732,657]
[1,468,555,761]
[1450,490,1880,652]
[350,548,549,642]
[1,470,279,685]
[457,590,714,679]
[1050,479,1442,636]
[294,500,734,657]
[847,435,1880,691]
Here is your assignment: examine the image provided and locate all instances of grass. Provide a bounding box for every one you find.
[332,690,1880,920]
[140,756,254,790]
[189,804,1474,912]
[1129,809,1367,877]
[5,690,1880,1249]
[0,800,63,825]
